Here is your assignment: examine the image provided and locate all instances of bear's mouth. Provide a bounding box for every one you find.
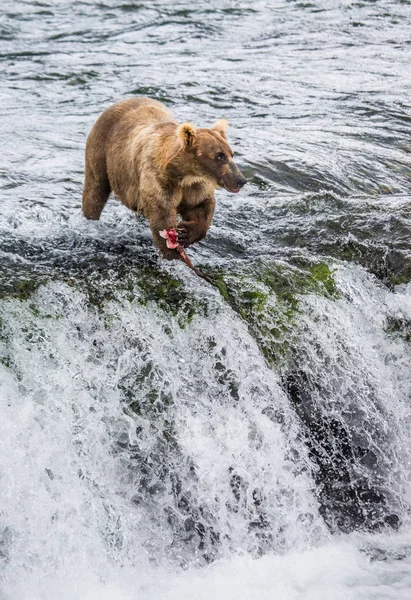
[220,181,241,193]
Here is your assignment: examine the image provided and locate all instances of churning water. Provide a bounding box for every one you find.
[1,1,411,598]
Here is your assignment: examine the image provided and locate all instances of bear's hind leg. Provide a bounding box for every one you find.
[82,170,111,220]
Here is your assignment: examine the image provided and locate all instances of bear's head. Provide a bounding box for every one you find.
[161,120,247,193]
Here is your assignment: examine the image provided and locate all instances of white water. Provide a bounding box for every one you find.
[1,262,411,598]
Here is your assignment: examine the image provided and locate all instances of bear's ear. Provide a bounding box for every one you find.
[177,122,196,147]
[211,119,228,140]
[158,123,196,168]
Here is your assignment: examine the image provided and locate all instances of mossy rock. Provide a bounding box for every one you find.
[385,315,411,342]
[207,259,340,368]
[0,276,46,301]
[310,239,411,290]
[66,264,209,329]
[136,268,207,327]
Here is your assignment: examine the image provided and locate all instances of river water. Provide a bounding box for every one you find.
[1,1,411,598]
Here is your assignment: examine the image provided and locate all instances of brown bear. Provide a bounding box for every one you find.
[82,97,247,259]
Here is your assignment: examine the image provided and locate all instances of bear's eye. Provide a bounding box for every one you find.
[215,152,226,162]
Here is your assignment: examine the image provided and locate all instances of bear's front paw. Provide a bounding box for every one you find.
[176,226,190,247]
[177,221,208,247]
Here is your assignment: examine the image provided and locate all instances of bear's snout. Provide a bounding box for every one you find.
[229,177,247,194]
[222,163,247,193]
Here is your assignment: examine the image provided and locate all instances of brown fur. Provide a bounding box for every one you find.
[82,98,246,259]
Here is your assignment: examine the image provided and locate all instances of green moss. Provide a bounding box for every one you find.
[242,290,269,312]
[257,261,338,301]
[136,268,207,328]
[385,315,411,342]
[137,270,176,311]
[0,277,46,301]
[214,276,229,302]
[387,274,409,287]
[69,265,208,329]
[14,279,39,300]
[104,313,119,328]
[309,263,338,296]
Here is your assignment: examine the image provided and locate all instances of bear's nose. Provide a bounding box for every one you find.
[237,177,247,188]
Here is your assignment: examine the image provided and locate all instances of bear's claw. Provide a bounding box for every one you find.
[177,227,189,247]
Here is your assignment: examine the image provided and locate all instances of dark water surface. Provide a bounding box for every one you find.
[1,1,411,598]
